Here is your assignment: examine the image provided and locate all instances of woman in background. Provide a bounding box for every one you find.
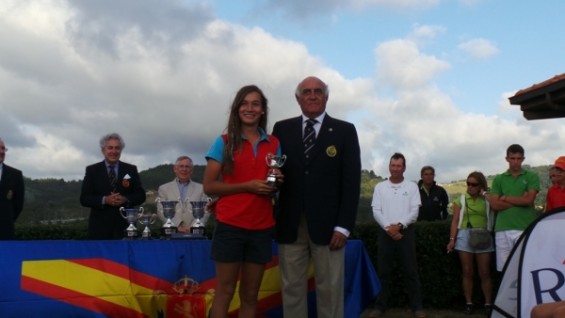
[447,171,495,315]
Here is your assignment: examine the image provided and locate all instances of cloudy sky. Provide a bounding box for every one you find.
[1,0,565,183]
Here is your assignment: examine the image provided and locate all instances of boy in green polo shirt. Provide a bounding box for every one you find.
[485,144,540,271]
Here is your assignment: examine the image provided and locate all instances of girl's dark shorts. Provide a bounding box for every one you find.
[211,221,274,264]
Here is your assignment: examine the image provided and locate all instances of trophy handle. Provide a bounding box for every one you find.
[119,206,126,218]
[138,206,144,217]
[266,153,274,166]
[150,213,157,224]
[279,154,287,166]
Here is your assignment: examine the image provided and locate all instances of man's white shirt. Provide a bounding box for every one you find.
[371,179,421,229]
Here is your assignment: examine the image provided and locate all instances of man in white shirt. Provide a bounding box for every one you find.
[370,153,425,318]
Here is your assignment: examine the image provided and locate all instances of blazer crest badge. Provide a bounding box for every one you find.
[326,145,337,157]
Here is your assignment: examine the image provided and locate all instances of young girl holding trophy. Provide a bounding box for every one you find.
[203,85,283,318]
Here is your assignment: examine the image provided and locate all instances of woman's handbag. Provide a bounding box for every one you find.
[468,227,492,249]
[464,196,493,249]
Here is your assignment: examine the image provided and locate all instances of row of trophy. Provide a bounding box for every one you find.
[120,207,156,239]
[119,199,208,239]
[120,153,287,240]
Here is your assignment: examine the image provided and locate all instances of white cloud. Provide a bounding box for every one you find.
[360,26,555,182]
[0,0,365,180]
[256,0,439,20]
[375,39,450,90]
[458,38,500,60]
[408,24,446,42]
[349,0,440,10]
[0,0,562,187]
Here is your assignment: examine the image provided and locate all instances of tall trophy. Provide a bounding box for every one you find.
[189,201,207,237]
[120,207,143,239]
[138,210,157,239]
[157,198,178,238]
[265,153,286,186]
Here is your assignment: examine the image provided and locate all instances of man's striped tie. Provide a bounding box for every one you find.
[303,119,317,158]
[108,165,117,191]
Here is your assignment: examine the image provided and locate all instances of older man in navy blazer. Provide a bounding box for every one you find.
[0,138,25,240]
[273,76,361,318]
[80,133,146,240]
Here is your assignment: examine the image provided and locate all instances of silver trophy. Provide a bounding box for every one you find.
[120,207,143,239]
[265,153,286,186]
[189,201,207,236]
[157,198,178,238]
[138,210,157,239]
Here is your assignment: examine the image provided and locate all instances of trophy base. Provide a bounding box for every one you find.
[266,175,277,187]
[170,232,207,240]
[190,227,205,237]
[161,227,177,239]
[124,230,139,240]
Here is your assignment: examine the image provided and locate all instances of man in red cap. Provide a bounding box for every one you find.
[545,156,565,212]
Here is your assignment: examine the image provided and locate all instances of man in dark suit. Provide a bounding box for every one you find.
[0,138,25,240]
[80,133,146,240]
[272,76,361,318]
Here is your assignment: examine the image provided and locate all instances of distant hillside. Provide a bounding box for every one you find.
[17,164,205,226]
[16,164,552,226]
[140,164,205,190]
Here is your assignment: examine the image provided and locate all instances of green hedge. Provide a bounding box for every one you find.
[15,220,498,310]
[352,220,500,309]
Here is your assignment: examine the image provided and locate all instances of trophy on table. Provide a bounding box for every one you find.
[189,201,207,237]
[138,210,157,239]
[157,198,178,238]
[265,153,286,187]
[120,207,143,239]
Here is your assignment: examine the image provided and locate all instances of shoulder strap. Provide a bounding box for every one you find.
[461,194,474,228]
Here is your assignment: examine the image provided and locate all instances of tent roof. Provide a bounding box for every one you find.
[509,73,565,120]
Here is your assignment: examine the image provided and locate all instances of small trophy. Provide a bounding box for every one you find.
[120,207,143,239]
[157,198,178,238]
[189,201,207,237]
[265,153,286,186]
[138,210,157,239]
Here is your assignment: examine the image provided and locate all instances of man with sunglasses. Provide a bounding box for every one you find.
[485,144,540,272]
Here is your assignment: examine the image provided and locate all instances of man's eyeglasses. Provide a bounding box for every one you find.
[466,182,480,187]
